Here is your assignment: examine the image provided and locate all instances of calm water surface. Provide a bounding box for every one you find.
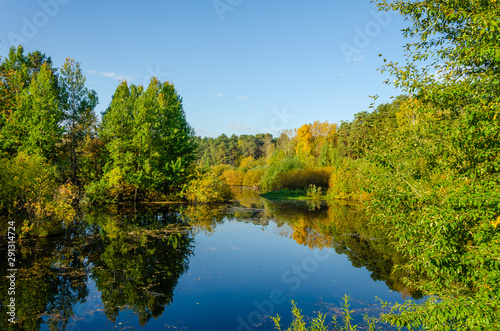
[0,188,421,330]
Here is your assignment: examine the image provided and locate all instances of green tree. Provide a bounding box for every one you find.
[0,46,62,160]
[98,78,196,201]
[17,64,63,159]
[59,58,98,185]
[370,1,500,329]
[0,46,77,234]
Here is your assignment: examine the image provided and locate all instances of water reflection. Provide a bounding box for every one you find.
[0,235,89,331]
[229,188,421,299]
[84,210,194,326]
[179,204,227,234]
[261,199,422,300]
[0,208,194,330]
[1,188,420,330]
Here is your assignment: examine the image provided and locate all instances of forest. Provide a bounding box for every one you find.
[1,0,499,329]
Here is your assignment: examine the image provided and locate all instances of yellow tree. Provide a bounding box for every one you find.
[295,121,337,167]
[295,124,314,166]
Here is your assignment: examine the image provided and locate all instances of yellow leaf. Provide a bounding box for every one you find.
[492,216,500,228]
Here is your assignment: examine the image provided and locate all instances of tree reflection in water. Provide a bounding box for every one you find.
[0,234,89,331]
[84,207,194,326]
[262,199,423,300]
[0,191,421,330]
[0,207,194,330]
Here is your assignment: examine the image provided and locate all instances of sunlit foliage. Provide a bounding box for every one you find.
[0,152,75,237]
[272,168,332,191]
[220,168,244,186]
[94,78,196,202]
[365,0,500,328]
[242,168,267,187]
[182,171,233,203]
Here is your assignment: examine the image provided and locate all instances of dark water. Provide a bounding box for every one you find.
[0,188,421,330]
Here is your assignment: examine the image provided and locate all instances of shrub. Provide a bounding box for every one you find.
[261,157,305,191]
[182,171,233,203]
[0,152,76,237]
[272,168,332,191]
[328,158,373,201]
[306,184,323,201]
[85,167,137,203]
[242,168,267,187]
[271,300,329,331]
[220,169,244,186]
[271,297,377,331]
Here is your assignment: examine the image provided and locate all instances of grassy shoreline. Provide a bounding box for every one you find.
[260,189,326,200]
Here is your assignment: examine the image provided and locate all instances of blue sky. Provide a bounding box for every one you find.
[0,0,409,137]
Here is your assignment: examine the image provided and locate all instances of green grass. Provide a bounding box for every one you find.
[260,189,308,200]
[260,188,327,201]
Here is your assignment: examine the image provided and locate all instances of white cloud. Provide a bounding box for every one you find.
[87,69,134,81]
[216,93,225,97]
[100,71,134,81]
[237,95,248,100]
[100,71,115,78]
[228,122,253,132]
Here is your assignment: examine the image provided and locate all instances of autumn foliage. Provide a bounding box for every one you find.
[220,169,244,186]
[272,168,332,191]
[242,168,267,187]
[182,171,233,203]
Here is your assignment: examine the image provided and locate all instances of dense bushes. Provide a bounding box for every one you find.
[272,168,332,191]
[242,168,266,187]
[211,164,233,177]
[182,171,233,203]
[214,151,333,193]
[328,159,374,201]
[84,167,136,204]
[239,156,258,171]
[260,156,305,191]
[215,155,332,193]
[220,169,244,186]
[0,152,76,237]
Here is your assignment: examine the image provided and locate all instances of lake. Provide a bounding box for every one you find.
[0,188,421,330]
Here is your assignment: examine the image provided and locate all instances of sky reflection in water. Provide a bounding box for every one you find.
[1,188,421,330]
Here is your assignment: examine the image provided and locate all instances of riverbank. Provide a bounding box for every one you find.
[260,189,326,201]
